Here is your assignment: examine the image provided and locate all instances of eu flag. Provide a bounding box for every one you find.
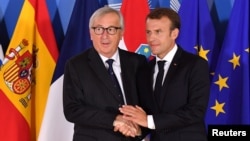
[205,0,249,125]
[176,0,219,75]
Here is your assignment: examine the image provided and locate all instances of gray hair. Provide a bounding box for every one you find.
[89,6,124,30]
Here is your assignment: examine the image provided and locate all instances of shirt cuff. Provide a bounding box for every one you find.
[147,115,155,129]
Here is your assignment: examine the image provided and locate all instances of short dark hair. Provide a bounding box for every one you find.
[146,8,181,30]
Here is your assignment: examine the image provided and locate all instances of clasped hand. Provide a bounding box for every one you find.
[113,114,141,137]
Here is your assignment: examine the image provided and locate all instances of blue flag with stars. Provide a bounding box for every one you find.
[205,0,249,125]
[176,0,220,77]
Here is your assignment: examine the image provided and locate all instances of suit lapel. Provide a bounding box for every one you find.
[87,48,122,102]
[149,58,161,112]
[159,47,183,107]
[119,49,133,104]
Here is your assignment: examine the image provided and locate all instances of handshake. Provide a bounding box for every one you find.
[113,114,141,137]
[113,105,148,137]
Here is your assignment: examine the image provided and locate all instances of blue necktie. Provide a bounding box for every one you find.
[154,61,166,104]
[106,59,124,105]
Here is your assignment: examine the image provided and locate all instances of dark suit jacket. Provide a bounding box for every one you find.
[137,46,210,141]
[63,47,147,141]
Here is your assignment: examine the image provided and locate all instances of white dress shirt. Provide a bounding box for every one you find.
[99,50,127,105]
[148,44,178,129]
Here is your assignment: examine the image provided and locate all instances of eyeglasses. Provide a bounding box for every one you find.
[91,26,121,35]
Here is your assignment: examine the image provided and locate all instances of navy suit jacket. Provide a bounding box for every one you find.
[137,46,210,141]
[63,47,147,141]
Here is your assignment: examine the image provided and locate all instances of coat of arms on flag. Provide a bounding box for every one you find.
[1,39,32,108]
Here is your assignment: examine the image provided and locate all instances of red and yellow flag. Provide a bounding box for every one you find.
[0,0,58,140]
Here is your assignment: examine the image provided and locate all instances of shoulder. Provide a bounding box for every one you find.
[119,48,147,61]
[177,46,208,64]
[66,48,92,64]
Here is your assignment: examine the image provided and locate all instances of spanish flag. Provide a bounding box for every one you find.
[0,0,58,140]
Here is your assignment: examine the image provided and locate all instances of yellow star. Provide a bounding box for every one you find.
[198,45,210,61]
[211,99,225,117]
[214,74,229,91]
[228,53,240,70]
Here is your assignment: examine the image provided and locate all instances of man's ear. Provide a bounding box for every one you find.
[172,28,179,39]
[120,30,124,40]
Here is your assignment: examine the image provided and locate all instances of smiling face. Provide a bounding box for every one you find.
[90,12,123,58]
[146,17,179,59]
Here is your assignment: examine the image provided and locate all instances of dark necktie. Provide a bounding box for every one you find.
[106,59,124,105]
[154,60,166,104]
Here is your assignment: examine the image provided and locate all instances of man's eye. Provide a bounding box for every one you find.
[146,31,151,35]
[96,27,103,30]
[156,30,161,34]
[108,28,114,31]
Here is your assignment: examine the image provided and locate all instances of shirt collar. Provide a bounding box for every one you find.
[156,44,177,63]
[99,49,120,65]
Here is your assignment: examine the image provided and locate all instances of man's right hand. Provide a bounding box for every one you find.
[113,114,141,137]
